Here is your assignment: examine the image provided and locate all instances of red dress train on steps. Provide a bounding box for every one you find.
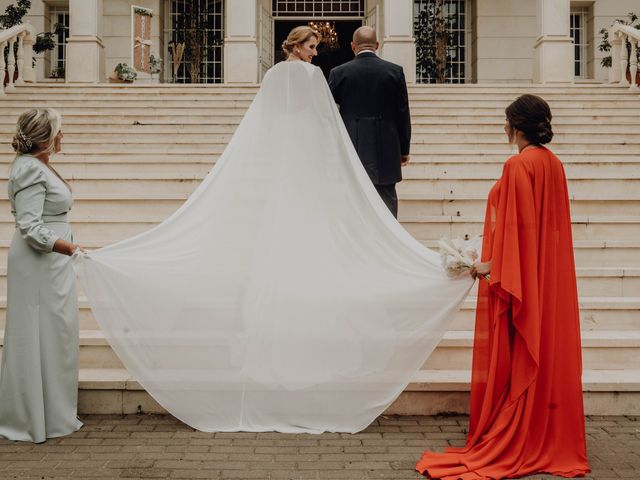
[416,147,590,479]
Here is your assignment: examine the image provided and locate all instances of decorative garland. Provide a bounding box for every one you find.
[133,7,153,17]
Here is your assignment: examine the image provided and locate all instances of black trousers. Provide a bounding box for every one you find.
[374,184,398,218]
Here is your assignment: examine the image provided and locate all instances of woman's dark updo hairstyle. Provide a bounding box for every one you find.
[505,94,553,145]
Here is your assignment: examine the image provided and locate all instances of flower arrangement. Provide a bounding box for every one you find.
[149,52,162,75]
[114,63,137,82]
[439,236,488,281]
[50,66,65,79]
[133,7,152,17]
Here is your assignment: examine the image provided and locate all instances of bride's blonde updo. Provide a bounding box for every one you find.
[282,26,321,58]
[12,108,62,155]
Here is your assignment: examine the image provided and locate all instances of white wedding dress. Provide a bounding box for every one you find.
[75,60,473,433]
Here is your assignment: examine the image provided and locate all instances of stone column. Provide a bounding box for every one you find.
[224,0,259,83]
[533,0,573,83]
[66,0,105,83]
[379,0,416,83]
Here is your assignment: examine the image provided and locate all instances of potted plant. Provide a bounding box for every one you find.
[149,52,162,81]
[109,62,137,83]
[50,66,64,81]
[599,12,640,84]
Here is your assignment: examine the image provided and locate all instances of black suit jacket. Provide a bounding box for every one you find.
[328,52,411,185]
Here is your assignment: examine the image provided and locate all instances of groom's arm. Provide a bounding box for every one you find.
[396,68,411,158]
[328,69,341,105]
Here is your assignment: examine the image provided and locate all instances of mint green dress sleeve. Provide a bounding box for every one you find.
[10,162,60,252]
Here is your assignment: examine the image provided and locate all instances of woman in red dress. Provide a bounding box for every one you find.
[416,95,590,479]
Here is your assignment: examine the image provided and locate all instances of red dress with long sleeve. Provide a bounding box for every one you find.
[416,147,590,479]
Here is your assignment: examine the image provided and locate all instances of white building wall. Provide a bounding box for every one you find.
[103,0,163,81]
[474,0,537,83]
[1,0,638,84]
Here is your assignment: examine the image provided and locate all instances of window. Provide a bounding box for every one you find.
[272,0,365,17]
[414,0,469,84]
[49,7,69,78]
[167,0,224,83]
[570,6,589,79]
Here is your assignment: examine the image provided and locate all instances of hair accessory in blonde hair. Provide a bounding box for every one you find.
[17,129,33,149]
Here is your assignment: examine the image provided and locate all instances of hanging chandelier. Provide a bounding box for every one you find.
[309,21,340,51]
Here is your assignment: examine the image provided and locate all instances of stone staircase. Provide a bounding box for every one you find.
[0,84,639,416]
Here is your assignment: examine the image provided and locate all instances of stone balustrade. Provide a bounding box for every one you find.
[0,23,36,96]
[609,23,640,89]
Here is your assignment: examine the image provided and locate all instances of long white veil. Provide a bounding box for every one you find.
[75,61,472,433]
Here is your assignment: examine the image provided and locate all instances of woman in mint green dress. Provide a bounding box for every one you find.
[0,109,84,442]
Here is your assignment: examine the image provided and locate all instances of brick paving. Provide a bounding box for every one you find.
[0,415,637,479]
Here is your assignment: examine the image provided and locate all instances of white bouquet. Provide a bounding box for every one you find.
[438,235,489,280]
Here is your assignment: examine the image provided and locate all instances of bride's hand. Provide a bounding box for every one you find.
[470,261,491,280]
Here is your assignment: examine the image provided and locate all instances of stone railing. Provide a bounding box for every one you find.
[0,23,36,96]
[609,23,640,89]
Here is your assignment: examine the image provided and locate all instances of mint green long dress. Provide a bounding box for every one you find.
[0,154,83,442]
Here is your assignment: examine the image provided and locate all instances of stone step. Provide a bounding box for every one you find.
[0,214,637,241]
[400,195,640,217]
[71,367,640,415]
[2,122,639,135]
[0,294,636,334]
[1,163,637,181]
[3,142,635,156]
[1,329,637,371]
[0,264,634,304]
[402,163,640,178]
[73,367,640,394]
[0,151,639,169]
[404,215,640,241]
[0,237,632,270]
[0,192,635,219]
[407,368,640,392]
[3,97,640,109]
[4,131,640,145]
[2,113,638,125]
[425,329,640,370]
[462,267,640,299]
[6,88,636,99]
[1,152,637,165]
[2,105,639,117]
[13,85,258,93]
[1,160,637,180]
[399,179,640,196]
[12,84,635,96]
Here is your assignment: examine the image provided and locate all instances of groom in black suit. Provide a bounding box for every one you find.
[328,26,411,218]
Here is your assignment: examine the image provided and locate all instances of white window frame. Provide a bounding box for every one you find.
[49,5,69,77]
[570,6,589,79]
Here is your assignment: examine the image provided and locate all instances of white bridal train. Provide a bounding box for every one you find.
[74,61,473,433]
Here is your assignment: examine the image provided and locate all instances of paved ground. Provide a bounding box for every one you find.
[0,415,637,479]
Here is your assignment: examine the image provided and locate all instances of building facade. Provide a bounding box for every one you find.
[2,0,637,84]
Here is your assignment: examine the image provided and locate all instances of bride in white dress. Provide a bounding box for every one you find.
[74,26,473,433]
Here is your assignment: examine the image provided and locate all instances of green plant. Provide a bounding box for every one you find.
[33,23,65,54]
[50,65,64,78]
[0,0,30,29]
[133,7,153,17]
[149,52,162,75]
[598,12,640,68]
[1,2,63,60]
[115,63,137,82]
[414,0,455,83]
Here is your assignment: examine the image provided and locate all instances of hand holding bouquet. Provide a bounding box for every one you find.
[438,236,490,281]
